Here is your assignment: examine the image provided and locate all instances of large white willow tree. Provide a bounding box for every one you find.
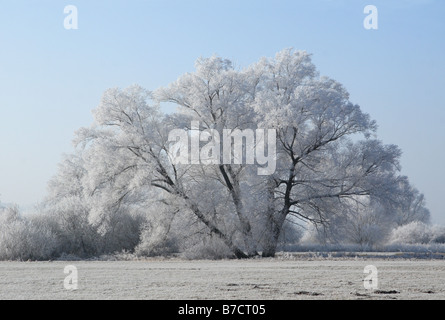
[44,49,429,258]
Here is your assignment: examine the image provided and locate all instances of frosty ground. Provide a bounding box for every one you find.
[0,254,444,300]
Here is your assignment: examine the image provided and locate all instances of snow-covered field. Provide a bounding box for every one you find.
[0,255,444,300]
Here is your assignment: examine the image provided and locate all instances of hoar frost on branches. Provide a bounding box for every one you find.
[43,48,430,258]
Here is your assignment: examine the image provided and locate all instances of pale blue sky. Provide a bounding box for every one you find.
[0,0,444,224]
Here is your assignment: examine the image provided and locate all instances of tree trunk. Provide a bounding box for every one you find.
[186,197,248,259]
[261,212,286,257]
[231,183,258,257]
[262,164,295,257]
[220,165,258,257]
[261,178,281,257]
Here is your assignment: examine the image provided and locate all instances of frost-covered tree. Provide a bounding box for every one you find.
[71,85,251,258]
[246,50,407,256]
[387,178,430,226]
[42,153,102,256]
[43,48,429,259]
[42,150,146,257]
[155,56,261,256]
[298,177,430,248]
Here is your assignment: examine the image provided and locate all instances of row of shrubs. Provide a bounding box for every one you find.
[1,204,444,261]
[0,205,144,261]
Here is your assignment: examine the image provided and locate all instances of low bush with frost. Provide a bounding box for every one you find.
[0,206,57,261]
[388,221,445,245]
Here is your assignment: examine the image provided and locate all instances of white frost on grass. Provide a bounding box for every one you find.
[0,257,444,300]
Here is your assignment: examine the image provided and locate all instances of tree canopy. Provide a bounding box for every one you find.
[40,49,430,258]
